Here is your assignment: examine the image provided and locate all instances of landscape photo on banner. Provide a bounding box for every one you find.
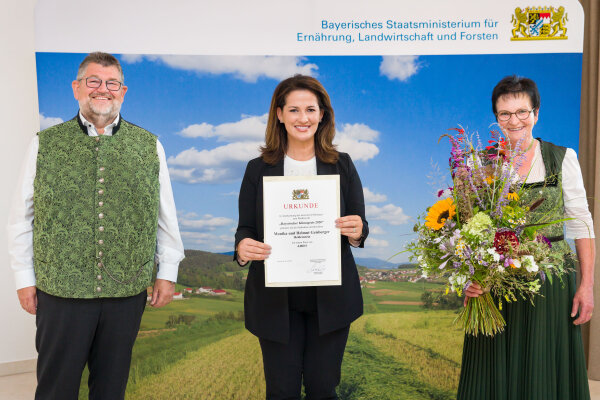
[35,52,582,398]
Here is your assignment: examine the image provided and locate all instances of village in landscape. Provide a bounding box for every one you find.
[153,286,229,302]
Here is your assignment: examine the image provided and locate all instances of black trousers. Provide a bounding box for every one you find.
[258,310,350,400]
[35,290,146,400]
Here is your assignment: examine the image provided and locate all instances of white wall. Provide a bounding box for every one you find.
[0,0,40,374]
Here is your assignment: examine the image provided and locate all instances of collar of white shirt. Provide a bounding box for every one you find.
[78,112,120,137]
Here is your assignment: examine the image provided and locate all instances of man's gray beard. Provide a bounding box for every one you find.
[79,99,122,124]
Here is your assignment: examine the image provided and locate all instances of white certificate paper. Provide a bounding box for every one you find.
[263,175,341,287]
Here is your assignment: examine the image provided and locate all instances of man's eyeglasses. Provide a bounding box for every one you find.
[496,109,533,122]
[79,77,122,92]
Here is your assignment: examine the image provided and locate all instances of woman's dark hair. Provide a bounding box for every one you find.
[491,75,540,115]
[261,75,338,165]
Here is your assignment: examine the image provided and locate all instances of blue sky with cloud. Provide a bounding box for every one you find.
[35,53,582,260]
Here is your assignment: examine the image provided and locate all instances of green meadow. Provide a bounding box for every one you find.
[140,290,244,330]
[78,280,465,399]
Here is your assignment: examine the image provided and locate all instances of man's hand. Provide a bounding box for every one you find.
[17,286,37,315]
[150,279,176,308]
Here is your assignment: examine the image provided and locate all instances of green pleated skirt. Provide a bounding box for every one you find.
[457,271,590,400]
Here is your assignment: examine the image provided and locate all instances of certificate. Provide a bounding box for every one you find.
[263,175,341,287]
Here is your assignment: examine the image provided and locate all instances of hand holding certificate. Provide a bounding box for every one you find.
[263,175,341,287]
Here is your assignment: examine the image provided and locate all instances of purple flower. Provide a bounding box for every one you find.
[476,252,488,267]
[469,263,475,275]
[512,136,528,172]
[466,168,484,208]
[463,246,472,259]
[493,169,512,217]
[540,270,546,282]
[536,235,552,248]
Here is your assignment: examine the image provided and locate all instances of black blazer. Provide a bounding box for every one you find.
[234,152,368,344]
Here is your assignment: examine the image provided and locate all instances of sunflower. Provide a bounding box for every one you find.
[425,197,456,230]
[506,192,519,201]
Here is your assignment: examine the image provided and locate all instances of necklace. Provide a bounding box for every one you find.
[512,137,534,156]
[522,137,535,153]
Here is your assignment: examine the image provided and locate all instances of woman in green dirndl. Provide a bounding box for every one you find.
[458,76,595,400]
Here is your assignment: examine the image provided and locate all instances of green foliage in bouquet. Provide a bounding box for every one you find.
[406,128,574,336]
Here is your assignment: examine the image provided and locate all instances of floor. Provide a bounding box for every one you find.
[0,371,599,399]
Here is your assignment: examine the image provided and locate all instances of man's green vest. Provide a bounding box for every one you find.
[33,116,160,298]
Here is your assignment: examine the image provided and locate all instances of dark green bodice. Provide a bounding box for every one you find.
[33,117,160,298]
[520,138,570,255]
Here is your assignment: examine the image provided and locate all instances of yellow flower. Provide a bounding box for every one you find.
[425,197,456,230]
[506,192,519,201]
[485,176,494,184]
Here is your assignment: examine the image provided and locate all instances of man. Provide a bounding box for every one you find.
[7,52,184,399]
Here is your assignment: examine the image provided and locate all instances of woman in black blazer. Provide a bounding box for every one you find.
[234,75,368,399]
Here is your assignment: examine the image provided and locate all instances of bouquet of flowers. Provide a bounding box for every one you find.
[406,128,573,336]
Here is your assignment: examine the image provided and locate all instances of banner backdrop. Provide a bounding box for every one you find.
[28,0,589,397]
[34,0,584,264]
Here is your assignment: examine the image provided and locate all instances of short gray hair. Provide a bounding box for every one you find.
[77,52,124,82]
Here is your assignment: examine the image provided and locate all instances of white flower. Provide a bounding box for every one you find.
[486,248,501,262]
[522,255,539,273]
[449,229,462,246]
[448,275,457,291]
[455,239,467,258]
[497,264,505,273]
[421,271,428,279]
[510,259,521,269]
[455,274,467,286]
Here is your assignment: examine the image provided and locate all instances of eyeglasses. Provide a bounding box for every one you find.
[496,109,533,122]
[79,77,122,91]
